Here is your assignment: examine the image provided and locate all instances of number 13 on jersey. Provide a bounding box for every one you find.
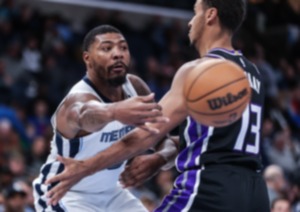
[234,104,262,154]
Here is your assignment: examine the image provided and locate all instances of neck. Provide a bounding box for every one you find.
[197,30,233,57]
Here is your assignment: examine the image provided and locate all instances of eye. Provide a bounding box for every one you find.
[101,46,112,52]
[120,45,128,51]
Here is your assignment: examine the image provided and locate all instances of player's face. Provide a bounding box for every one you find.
[86,33,130,87]
[188,0,205,46]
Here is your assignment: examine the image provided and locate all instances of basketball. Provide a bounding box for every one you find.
[184,59,251,127]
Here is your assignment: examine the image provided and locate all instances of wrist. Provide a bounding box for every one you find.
[153,153,168,167]
[84,158,97,175]
[155,138,177,170]
[108,103,116,121]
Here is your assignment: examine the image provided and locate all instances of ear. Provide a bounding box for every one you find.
[206,8,218,25]
[83,51,90,65]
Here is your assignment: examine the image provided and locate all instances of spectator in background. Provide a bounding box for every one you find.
[288,80,300,129]
[264,165,288,204]
[39,54,65,106]
[27,136,49,180]
[0,167,14,192]
[27,99,51,138]
[290,170,300,212]
[271,197,291,212]
[0,182,34,212]
[267,130,300,174]
[8,152,27,181]
[0,59,13,104]
[146,58,174,101]
[22,35,42,77]
[0,105,30,151]
[0,40,23,84]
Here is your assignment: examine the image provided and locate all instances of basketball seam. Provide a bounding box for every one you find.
[187,76,247,102]
[186,61,225,99]
[187,97,250,116]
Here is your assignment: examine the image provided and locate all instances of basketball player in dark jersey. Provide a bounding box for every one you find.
[46,0,270,211]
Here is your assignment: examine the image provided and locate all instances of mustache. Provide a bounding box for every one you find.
[108,61,129,72]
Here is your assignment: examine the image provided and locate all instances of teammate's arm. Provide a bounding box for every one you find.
[46,61,195,204]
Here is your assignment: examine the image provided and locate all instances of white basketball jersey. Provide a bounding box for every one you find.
[34,75,138,193]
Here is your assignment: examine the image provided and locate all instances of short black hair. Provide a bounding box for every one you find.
[202,0,246,33]
[82,25,121,51]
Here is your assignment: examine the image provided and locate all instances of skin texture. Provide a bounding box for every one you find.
[45,0,238,205]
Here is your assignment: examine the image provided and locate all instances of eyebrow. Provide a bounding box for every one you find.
[100,40,127,45]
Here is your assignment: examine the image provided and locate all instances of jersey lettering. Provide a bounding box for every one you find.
[234,104,262,154]
[100,126,134,142]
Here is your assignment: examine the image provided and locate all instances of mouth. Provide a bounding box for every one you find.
[111,62,126,73]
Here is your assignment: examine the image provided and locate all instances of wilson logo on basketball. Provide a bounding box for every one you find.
[207,88,248,110]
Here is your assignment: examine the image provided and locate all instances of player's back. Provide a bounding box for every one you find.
[176,48,265,172]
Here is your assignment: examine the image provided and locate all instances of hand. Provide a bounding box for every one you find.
[45,155,91,206]
[112,93,169,133]
[120,153,166,188]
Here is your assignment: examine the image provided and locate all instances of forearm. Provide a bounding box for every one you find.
[86,128,165,174]
[78,101,114,132]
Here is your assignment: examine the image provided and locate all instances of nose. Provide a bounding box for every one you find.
[188,20,192,29]
[112,48,124,60]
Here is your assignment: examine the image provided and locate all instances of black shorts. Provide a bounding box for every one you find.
[155,164,270,212]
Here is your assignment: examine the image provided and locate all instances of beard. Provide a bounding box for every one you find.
[107,61,129,87]
[93,61,129,87]
[107,75,126,87]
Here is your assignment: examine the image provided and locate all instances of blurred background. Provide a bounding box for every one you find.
[0,0,299,211]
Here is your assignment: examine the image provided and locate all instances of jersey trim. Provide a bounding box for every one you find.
[155,169,202,212]
[83,76,112,103]
[176,118,211,172]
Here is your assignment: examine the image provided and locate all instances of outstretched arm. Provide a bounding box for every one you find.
[57,74,167,139]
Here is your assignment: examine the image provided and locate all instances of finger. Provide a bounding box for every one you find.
[56,155,64,163]
[57,155,73,165]
[47,183,71,205]
[137,124,160,134]
[45,173,66,185]
[121,174,139,187]
[123,173,147,188]
[141,103,162,111]
[140,93,155,103]
[48,189,65,206]
[141,117,170,124]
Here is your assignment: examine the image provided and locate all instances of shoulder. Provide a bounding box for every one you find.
[127,74,151,96]
[171,59,202,88]
[173,58,228,82]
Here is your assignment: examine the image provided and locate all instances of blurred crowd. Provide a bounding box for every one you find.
[0,0,300,211]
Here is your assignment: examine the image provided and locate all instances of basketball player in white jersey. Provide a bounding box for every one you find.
[32,25,168,212]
